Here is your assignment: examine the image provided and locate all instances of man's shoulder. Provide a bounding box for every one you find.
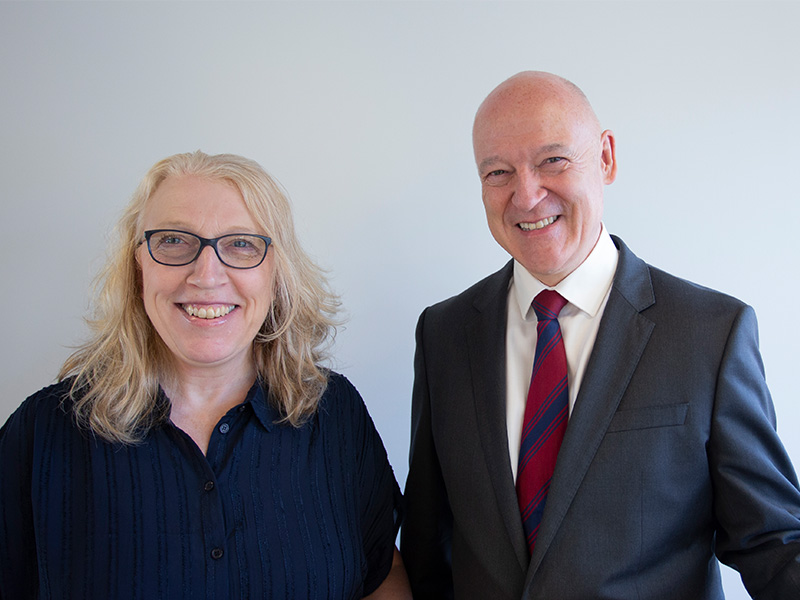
[422,260,513,321]
[644,265,751,330]
[649,264,743,302]
[613,236,749,317]
[611,236,745,307]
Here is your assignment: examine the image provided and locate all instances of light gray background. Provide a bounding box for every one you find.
[2,2,798,597]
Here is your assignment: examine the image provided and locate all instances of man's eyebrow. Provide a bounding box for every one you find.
[539,143,570,154]
[478,156,503,172]
[477,143,571,172]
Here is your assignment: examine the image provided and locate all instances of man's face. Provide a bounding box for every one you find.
[473,84,616,286]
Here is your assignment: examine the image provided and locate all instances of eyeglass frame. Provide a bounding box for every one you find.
[141,229,272,269]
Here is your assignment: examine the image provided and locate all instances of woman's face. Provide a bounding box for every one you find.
[137,174,275,377]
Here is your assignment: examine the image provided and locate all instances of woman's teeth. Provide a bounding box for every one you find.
[182,304,236,319]
[519,216,558,231]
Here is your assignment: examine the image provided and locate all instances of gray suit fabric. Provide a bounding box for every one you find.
[401,236,800,599]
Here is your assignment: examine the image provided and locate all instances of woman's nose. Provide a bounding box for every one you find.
[186,246,227,287]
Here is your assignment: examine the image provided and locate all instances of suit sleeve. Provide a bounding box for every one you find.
[401,309,455,599]
[710,305,800,598]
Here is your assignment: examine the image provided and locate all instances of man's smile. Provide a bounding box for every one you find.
[518,215,559,231]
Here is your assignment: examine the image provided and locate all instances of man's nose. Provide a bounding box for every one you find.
[512,169,547,210]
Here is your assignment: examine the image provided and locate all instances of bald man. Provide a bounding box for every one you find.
[401,72,800,599]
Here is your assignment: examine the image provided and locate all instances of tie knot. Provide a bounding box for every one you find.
[533,290,567,321]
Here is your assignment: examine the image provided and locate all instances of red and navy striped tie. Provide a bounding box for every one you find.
[516,289,569,555]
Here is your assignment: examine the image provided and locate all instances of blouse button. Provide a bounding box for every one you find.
[219,423,230,434]
[211,548,224,560]
[204,481,215,492]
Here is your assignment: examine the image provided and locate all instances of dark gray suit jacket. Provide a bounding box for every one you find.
[401,236,800,599]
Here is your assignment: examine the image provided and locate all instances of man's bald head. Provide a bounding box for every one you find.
[473,71,602,156]
[472,71,616,286]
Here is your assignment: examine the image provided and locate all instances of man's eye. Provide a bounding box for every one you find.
[539,157,568,173]
[484,169,512,182]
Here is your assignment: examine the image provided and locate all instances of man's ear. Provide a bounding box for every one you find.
[600,129,617,184]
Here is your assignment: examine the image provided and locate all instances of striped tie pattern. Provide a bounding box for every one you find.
[516,289,569,555]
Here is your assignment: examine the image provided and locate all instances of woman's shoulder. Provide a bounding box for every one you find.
[324,370,356,394]
[320,370,367,407]
[1,379,76,435]
[26,378,77,411]
[316,371,374,427]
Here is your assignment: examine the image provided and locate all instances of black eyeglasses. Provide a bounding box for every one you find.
[143,229,272,269]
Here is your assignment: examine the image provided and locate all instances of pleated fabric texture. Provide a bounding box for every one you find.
[0,373,402,600]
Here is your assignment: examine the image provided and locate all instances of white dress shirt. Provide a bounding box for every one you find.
[506,225,619,481]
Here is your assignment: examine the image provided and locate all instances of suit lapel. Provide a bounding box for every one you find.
[465,261,531,572]
[526,237,657,580]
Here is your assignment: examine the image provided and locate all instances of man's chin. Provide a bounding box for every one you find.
[515,251,575,287]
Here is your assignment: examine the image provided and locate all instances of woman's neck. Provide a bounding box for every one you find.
[164,360,258,455]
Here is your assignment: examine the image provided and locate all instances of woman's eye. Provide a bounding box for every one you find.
[221,237,262,257]
[231,238,255,249]
[158,235,187,246]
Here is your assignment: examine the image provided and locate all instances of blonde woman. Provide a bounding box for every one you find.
[0,151,409,599]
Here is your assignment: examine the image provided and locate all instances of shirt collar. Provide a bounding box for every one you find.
[247,380,277,432]
[512,223,619,319]
[158,380,278,433]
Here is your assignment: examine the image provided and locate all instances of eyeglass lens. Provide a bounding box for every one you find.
[147,230,270,268]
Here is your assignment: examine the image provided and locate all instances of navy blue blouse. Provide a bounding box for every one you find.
[0,373,402,599]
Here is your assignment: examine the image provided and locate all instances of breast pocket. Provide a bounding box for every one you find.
[607,404,689,433]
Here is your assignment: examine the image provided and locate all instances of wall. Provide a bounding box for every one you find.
[2,3,798,597]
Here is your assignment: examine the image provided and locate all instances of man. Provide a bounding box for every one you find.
[400,71,800,599]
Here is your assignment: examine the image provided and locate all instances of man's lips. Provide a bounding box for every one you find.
[518,215,559,231]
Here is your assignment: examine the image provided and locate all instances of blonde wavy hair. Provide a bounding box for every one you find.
[60,151,340,444]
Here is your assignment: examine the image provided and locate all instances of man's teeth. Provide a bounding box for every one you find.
[182,304,236,319]
[519,216,558,231]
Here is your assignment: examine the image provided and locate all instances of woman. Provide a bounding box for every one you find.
[0,151,409,599]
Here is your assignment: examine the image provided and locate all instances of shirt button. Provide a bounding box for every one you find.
[211,548,224,560]
[204,481,215,492]
[238,405,246,412]
[219,423,230,434]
